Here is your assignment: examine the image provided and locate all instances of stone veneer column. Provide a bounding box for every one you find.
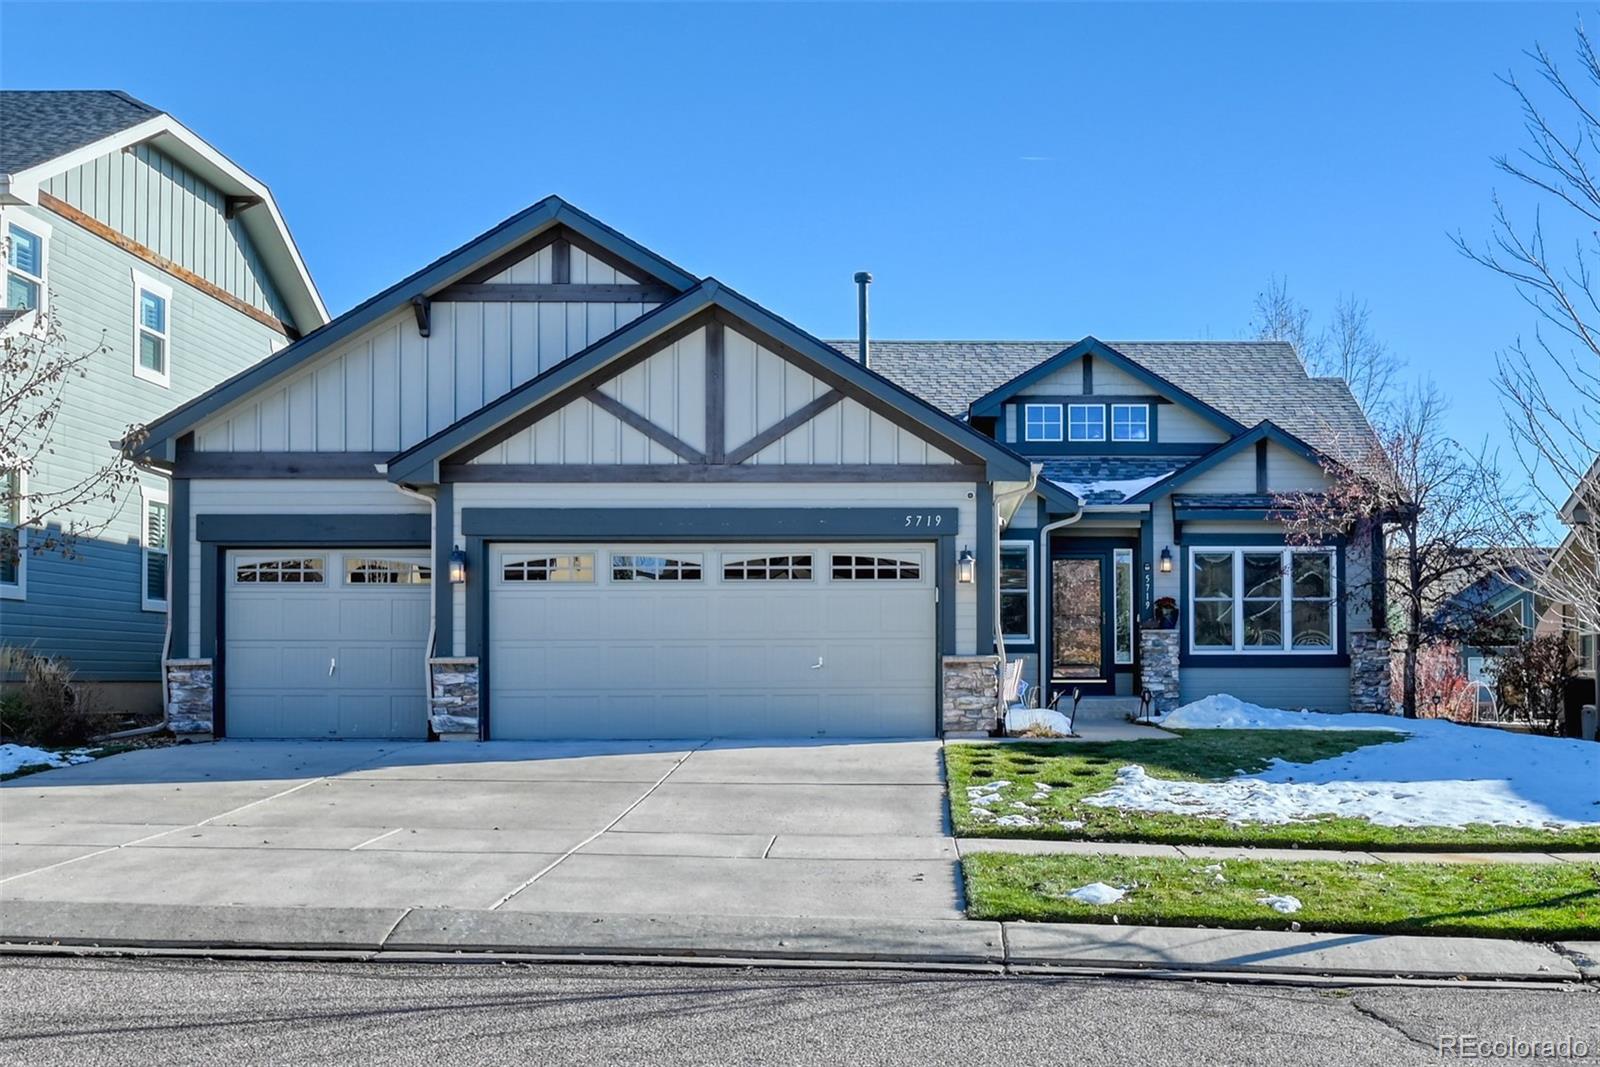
[1348,632,1393,714]
[942,654,1001,734]
[428,657,480,736]
[1138,630,1181,715]
[163,659,214,735]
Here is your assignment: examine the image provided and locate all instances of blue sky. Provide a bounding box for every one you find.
[1,2,1580,457]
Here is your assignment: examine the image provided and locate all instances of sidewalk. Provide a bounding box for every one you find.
[1,900,1592,984]
[956,838,1600,866]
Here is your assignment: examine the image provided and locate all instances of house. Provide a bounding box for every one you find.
[126,196,1387,741]
[1534,466,1600,724]
[0,91,326,712]
[1427,549,1547,683]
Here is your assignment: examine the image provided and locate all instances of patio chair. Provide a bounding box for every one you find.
[1000,660,1076,737]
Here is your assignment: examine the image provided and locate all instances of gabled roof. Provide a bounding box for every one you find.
[131,196,699,462]
[965,337,1245,436]
[835,339,1377,465]
[1039,455,1189,506]
[1125,420,1328,505]
[0,90,326,332]
[386,279,1033,485]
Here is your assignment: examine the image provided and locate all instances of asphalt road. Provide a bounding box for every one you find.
[2,957,1597,1066]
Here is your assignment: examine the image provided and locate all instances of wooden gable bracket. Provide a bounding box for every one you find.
[224,195,264,220]
[411,295,431,338]
[585,389,706,464]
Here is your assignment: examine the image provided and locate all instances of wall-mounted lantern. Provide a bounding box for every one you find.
[448,547,468,585]
[1159,546,1173,574]
[957,547,976,584]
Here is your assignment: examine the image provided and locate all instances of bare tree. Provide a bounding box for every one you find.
[1,301,141,568]
[1273,385,1514,718]
[1249,276,1400,415]
[1456,17,1600,668]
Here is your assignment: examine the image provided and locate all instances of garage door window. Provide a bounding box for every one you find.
[722,553,814,581]
[830,553,922,581]
[611,554,704,581]
[346,559,431,585]
[503,554,595,583]
[234,557,325,584]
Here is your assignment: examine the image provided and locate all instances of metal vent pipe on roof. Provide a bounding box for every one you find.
[854,271,872,367]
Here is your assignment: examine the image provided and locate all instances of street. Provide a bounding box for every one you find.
[1,957,1595,1066]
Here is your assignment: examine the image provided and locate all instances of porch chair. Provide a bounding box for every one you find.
[999,659,1076,737]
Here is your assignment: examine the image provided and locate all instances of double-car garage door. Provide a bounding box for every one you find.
[222,541,937,740]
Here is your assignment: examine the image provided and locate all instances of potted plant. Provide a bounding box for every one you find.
[1154,596,1179,630]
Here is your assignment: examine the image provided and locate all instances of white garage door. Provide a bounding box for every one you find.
[224,550,431,739]
[488,542,937,739]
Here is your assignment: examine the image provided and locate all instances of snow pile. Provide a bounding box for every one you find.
[0,744,94,776]
[1086,694,1600,830]
[1006,707,1074,736]
[1257,894,1303,914]
[1052,474,1174,503]
[1065,882,1126,905]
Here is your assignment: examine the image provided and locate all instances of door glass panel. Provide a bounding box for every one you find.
[1113,548,1134,665]
[1052,558,1102,682]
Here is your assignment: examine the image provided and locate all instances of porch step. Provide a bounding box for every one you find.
[1068,697,1146,724]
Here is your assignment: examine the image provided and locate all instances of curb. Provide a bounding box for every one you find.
[0,901,1588,985]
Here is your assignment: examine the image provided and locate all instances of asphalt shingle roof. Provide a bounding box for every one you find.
[1039,456,1191,505]
[828,339,1377,464]
[0,91,160,175]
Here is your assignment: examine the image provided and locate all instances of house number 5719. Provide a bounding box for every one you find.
[903,514,944,527]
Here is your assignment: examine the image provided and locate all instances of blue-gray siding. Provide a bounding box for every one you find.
[1180,666,1351,712]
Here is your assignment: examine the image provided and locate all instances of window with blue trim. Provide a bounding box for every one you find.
[1067,404,1105,442]
[1111,404,1150,442]
[1023,403,1063,442]
[1190,547,1336,654]
[6,225,43,310]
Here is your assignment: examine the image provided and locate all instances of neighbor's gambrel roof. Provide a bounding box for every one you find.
[0,90,327,332]
[130,196,700,462]
[385,277,1035,485]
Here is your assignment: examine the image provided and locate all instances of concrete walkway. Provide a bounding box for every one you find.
[1,900,1591,984]
[956,838,1600,865]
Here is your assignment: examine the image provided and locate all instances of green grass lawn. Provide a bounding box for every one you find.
[963,852,1600,940]
[945,731,1600,851]
[0,742,142,782]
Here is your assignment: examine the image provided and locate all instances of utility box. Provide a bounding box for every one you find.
[1583,704,1598,743]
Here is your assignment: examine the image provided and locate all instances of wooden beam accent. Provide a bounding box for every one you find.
[585,389,707,463]
[551,238,571,284]
[705,321,725,463]
[560,227,674,288]
[442,463,987,484]
[175,451,391,478]
[39,192,297,338]
[452,227,565,286]
[724,390,845,465]
[224,195,263,220]
[435,283,677,303]
[411,295,431,338]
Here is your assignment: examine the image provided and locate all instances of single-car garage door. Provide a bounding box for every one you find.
[224,550,431,739]
[488,542,937,739]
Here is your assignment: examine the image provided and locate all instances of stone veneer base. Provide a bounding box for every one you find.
[429,657,480,736]
[942,654,1000,735]
[1138,629,1181,716]
[163,659,214,735]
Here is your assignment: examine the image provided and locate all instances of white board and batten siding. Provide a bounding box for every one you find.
[193,251,662,455]
[1181,444,1328,495]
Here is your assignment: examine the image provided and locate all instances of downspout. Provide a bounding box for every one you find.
[990,465,1043,671]
[390,475,438,720]
[1035,502,1087,693]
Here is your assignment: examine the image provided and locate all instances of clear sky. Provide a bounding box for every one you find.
[1,2,1581,459]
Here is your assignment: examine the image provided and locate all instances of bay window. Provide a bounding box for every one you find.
[1189,546,1336,654]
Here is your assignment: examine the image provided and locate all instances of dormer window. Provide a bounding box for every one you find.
[1023,403,1063,442]
[1111,404,1150,442]
[1067,403,1106,442]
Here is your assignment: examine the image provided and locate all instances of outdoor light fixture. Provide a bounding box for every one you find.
[957,547,976,584]
[448,547,468,585]
[1159,546,1173,573]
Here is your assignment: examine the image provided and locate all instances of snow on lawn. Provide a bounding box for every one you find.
[1082,694,1600,830]
[0,744,94,776]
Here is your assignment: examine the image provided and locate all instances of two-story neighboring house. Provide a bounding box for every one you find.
[125,196,1388,741]
[1,91,326,712]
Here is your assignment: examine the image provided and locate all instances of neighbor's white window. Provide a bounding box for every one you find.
[5,221,45,312]
[1,467,25,599]
[1000,542,1034,644]
[141,485,169,611]
[1022,403,1063,442]
[1111,404,1150,443]
[131,270,172,387]
[1067,403,1106,442]
[1189,547,1337,654]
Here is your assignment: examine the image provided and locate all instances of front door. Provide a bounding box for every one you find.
[1051,554,1112,693]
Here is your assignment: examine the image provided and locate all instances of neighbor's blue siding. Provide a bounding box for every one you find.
[4,538,165,680]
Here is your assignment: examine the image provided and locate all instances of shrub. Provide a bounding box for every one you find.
[1492,635,1573,734]
[0,646,114,747]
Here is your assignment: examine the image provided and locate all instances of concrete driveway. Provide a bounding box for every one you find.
[0,739,960,920]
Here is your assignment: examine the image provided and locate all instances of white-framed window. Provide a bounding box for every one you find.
[502,554,595,583]
[1189,546,1337,654]
[233,556,325,584]
[1114,547,1135,664]
[131,270,172,387]
[5,218,47,313]
[1111,404,1150,442]
[1022,403,1063,442]
[1,467,25,600]
[346,558,431,585]
[140,484,169,611]
[611,553,704,581]
[830,552,923,581]
[1000,541,1034,644]
[722,553,814,581]
[1067,403,1106,442]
